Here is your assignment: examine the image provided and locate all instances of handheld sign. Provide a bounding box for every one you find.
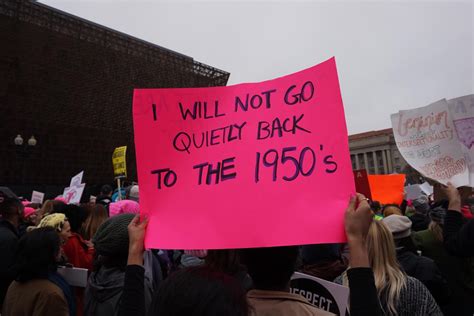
[112,146,128,179]
[70,171,84,187]
[63,184,85,204]
[448,95,474,186]
[133,57,355,249]
[368,174,405,205]
[391,99,469,187]
[353,169,372,200]
[290,272,349,315]
[31,190,45,204]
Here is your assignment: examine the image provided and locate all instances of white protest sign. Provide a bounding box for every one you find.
[391,99,469,187]
[63,184,85,204]
[448,95,474,186]
[290,272,349,315]
[31,191,45,204]
[405,184,424,200]
[70,171,84,188]
[420,182,434,195]
[57,266,88,287]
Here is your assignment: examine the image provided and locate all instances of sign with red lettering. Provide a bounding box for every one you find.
[391,99,469,187]
[133,58,355,249]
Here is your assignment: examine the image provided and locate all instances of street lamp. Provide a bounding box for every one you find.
[13,134,37,185]
[14,135,37,147]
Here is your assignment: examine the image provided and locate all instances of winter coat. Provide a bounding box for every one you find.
[85,265,153,316]
[396,248,451,307]
[2,279,68,316]
[0,219,19,308]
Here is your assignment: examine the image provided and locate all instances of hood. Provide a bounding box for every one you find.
[88,266,125,302]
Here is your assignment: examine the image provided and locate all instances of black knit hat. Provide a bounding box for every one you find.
[93,213,134,257]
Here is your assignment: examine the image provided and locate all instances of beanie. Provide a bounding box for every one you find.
[382,215,412,239]
[93,213,134,257]
[109,200,139,217]
[412,195,430,214]
[429,207,446,225]
[37,213,67,232]
[23,207,36,219]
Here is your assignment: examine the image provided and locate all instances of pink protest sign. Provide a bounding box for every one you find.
[133,57,355,249]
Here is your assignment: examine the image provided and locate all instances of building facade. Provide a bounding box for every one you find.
[0,0,229,197]
[349,128,408,175]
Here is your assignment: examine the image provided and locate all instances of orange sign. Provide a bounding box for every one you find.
[368,174,405,205]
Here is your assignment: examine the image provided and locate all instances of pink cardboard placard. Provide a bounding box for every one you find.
[133,57,355,249]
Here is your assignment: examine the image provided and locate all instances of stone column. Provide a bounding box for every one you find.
[363,152,369,172]
[382,150,388,174]
[386,149,393,173]
[372,151,378,174]
[355,154,360,169]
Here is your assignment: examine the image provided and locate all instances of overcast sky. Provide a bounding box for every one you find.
[41,0,473,134]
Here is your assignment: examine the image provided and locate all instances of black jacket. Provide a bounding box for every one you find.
[444,210,474,257]
[0,219,19,308]
[397,248,451,307]
[410,213,430,232]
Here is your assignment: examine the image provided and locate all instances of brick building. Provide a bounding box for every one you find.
[0,0,229,197]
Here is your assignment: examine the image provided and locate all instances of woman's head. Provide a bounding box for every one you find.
[53,204,88,233]
[367,220,406,315]
[16,227,61,282]
[382,204,403,217]
[81,204,109,240]
[149,266,249,316]
[37,213,72,243]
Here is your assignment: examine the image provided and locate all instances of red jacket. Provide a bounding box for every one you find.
[62,233,95,271]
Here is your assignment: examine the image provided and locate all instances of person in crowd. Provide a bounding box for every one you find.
[126,185,139,202]
[382,204,403,217]
[85,213,153,315]
[18,206,39,236]
[109,199,140,217]
[443,183,474,256]
[242,246,334,316]
[413,206,474,315]
[336,219,442,315]
[96,184,113,209]
[0,197,23,309]
[382,214,450,308]
[1,227,74,316]
[410,195,431,231]
[299,244,348,281]
[37,213,72,244]
[81,203,109,240]
[205,249,253,291]
[370,201,382,216]
[54,205,94,316]
[242,194,381,316]
[118,215,250,316]
[54,204,94,270]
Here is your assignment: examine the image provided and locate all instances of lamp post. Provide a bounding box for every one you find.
[14,134,37,185]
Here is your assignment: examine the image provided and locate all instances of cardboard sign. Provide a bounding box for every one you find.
[63,184,85,204]
[391,99,469,187]
[31,190,45,204]
[405,184,423,200]
[57,266,88,288]
[353,169,372,200]
[368,174,405,205]
[448,95,474,186]
[419,182,434,196]
[290,272,349,315]
[112,146,128,179]
[70,171,84,188]
[133,57,355,249]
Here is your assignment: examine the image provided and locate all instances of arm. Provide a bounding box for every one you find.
[344,194,382,316]
[442,183,474,257]
[118,215,148,316]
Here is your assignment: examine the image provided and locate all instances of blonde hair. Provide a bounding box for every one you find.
[367,220,407,315]
[383,206,403,217]
[428,221,443,242]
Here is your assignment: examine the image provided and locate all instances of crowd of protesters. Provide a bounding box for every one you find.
[0,182,473,316]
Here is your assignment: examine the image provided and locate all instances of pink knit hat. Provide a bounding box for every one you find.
[109,200,139,217]
[21,200,31,206]
[23,207,36,219]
